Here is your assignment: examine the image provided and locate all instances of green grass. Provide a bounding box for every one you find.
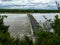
[0,9,60,13]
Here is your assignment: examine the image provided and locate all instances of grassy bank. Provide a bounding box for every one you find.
[0,9,60,13]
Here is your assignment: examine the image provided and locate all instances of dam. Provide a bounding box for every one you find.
[0,13,60,38]
[3,14,32,38]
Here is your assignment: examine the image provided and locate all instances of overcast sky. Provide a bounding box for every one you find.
[0,0,60,9]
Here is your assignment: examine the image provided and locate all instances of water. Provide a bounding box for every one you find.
[1,14,31,37]
[32,13,60,23]
[0,13,60,37]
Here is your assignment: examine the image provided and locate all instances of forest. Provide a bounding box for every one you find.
[0,9,60,13]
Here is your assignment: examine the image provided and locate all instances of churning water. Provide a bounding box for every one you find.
[0,13,60,37]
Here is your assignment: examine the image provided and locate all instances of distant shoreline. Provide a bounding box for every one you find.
[0,9,60,13]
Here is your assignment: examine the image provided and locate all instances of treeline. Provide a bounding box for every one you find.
[0,9,60,13]
[0,15,60,45]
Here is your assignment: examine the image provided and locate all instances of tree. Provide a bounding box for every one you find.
[35,15,60,45]
[0,15,14,45]
[51,15,60,35]
[36,29,60,45]
[0,15,33,45]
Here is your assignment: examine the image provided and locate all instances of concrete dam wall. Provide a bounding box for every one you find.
[1,13,60,38]
[1,13,39,39]
[1,14,32,38]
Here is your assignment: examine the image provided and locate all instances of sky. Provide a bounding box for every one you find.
[0,0,60,10]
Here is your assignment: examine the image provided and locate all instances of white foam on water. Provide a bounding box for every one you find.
[0,13,60,37]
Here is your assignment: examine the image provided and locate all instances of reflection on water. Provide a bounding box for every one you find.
[0,13,60,37]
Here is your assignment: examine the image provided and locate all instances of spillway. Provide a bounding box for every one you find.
[1,14,31,37]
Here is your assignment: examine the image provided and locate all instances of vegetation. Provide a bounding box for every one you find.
[13,36,33,45]
[36,31,60,45]
[0,9,60,13]
[34,15,60,45]
[0,15,33,45]
[0,15,60,45]
[51,15,60,35]
[0,15,14,45]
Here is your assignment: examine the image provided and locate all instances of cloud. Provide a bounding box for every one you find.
[2,0,12,1]
[0,0,58,10]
